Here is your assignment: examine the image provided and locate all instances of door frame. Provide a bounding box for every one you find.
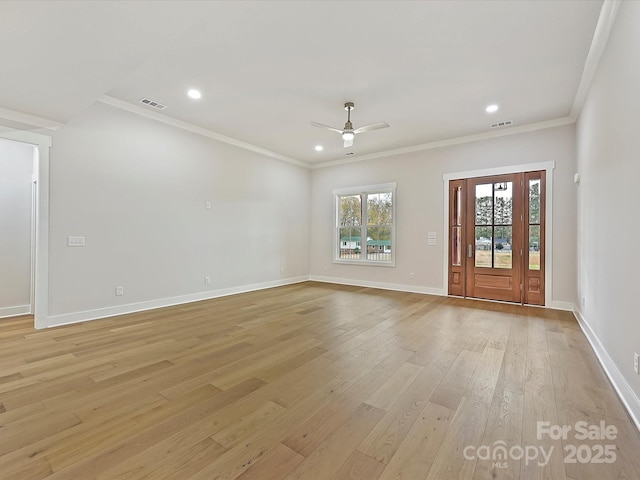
[0,129,51,329]
[442,161,555,307]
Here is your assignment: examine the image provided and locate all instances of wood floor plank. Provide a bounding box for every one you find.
[358,352,456,464]
[0,283,638,480]
[281,348,413,457]
[377,401,454,480]
[235,443,304,480]
[521,366,566,480]
[424,395,492,480]
[472,388,524,480]
[282,403,386,480]
[428,349,481,410]
[365,361,424,411]
[334,450,386,480]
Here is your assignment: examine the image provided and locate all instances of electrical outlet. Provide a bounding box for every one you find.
[115,286,124,296]
[409,272,415,279]
[634,353,639,374]
[204,276,211,285]
[582,297,586,307]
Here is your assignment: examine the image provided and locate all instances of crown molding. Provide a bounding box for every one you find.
[570,0,621,120]
[0,106,62,131]
[310,116,575,169]
[98,95,309,169]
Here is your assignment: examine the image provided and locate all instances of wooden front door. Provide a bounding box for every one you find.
[448,171,545,305]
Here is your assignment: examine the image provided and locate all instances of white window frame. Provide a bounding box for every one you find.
[333,182,397,267]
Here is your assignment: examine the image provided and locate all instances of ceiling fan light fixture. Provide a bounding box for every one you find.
[311,102,389,148]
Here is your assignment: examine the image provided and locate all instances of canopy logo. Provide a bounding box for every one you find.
[463,441,553,467]
[463,421,618,468]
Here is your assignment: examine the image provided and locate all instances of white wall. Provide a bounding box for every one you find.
[48,102,310,324]
[575,0,640,419]
[0,138,34,316]
[309,124,577,306]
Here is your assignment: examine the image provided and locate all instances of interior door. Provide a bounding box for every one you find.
[465,173,523,303]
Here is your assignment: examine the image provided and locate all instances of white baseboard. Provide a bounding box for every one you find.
[44,276,310,328]
[572,307,640,433]
[547,300,575,311]
[308,275,446,296]
[0,304,31,318]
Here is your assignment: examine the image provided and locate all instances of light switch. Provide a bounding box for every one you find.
[427,232,437,246]
[68,236,85,247]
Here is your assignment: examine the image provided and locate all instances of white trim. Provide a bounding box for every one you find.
[573,307,640,433]
[547,301,574,311]
[46,276,309,328]
[442,161,555,182]
[544,167,554,309]
[98,96,308,169]
[312,117,574,169]
[0,130,51,329]
[570,0,621,119]
[0,106,62,131]
[332,260,396,268]
[332,182,397,196]
[441,162,555,306]
[0,305,31,319]
[309,275,446,296]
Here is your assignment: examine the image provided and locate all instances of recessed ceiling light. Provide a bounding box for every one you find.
[314,145,324,152]
[485,104,499,113]
[187,89,202,100]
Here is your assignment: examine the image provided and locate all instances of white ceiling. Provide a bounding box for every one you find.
[0,1,603,165]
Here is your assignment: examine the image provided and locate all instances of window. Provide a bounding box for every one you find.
[334,183,396,265]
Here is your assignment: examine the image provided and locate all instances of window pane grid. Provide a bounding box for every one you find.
[336,187,394,264]
[474,182,513,269]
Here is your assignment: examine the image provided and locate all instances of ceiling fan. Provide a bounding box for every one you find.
[312,102,389,148]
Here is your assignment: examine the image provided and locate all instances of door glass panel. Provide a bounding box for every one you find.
[494,226,512,269]
[452,226,461,266]
[475,226,492,267]
[529,225,540,270]
[529,179,541,224]
[494,182,513,225]
[455,186,462,225]
[475,184,493,225]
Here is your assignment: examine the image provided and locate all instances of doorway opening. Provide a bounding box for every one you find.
[0,139,36,318]
[448,170,546,305]
[0,129,51,328]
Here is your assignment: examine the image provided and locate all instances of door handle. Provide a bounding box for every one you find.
[468,244,473,258]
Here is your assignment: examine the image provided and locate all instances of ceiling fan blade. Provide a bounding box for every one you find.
[353,122,390,134]
[311,122,344,134]
[343,137,354,148]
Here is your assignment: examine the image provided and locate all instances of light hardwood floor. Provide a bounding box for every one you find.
[1,282,639,480]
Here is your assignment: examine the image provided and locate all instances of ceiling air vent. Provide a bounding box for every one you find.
[139,97,167,110]
[490,120,513,129]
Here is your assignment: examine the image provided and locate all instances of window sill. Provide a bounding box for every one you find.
[333,259,396,268]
